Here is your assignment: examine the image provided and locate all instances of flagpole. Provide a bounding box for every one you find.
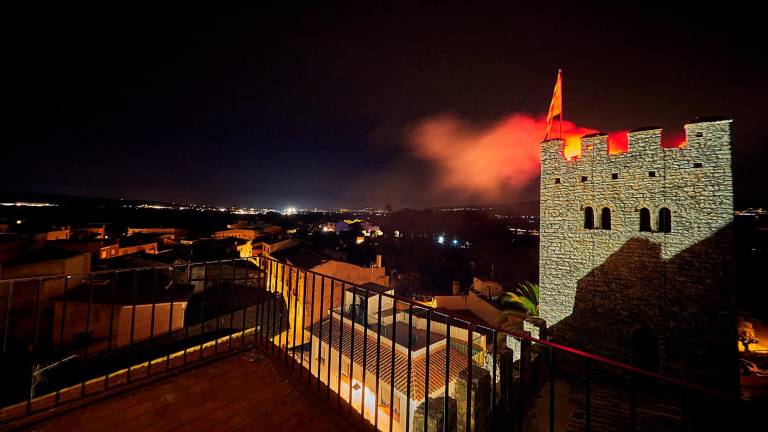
[559,68,563,139]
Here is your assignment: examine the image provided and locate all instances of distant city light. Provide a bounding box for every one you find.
[283,207,297,216]
[452,239,459,246]
[437,235,445,244]
[137,204,172,210]
[1,202,57,207]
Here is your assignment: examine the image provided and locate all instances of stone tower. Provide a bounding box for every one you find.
[539,117,737,392]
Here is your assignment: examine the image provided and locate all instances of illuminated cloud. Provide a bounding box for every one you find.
[403,113,595,202]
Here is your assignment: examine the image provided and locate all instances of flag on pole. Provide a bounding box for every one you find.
[545,69,562,140]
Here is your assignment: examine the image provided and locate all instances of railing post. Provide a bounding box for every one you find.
[258,259,267,346]
[490,328,497,431]
[443,315,451,432]
[270,260,278,354]
[106,272,117,387]
[424,308,431,432]
[81,273,94,397]
[229,258,237,351]
[361,284,369,421]
[548,348,555,432]
[518,338,528,432]
[389,298,398,432]
[167,266,176,371]
[406,303,413,432]
[26,279,41,414]
[337,281,345,408]
[241,260,248,343]
[629,375,637,432]
[199,262,208,358]
[55,275,70,405]
[307,272,316,383]
[292,269,300,370]
[585,358,592,432]
[148,268,157,375]
[2,281,13,354]
[326,276,334,399]
[466,322,473,432]
[349,283,356,413]
[128,270,138,382]
[300,271,309,376]
[214,259,223,354]
[184,263,192,364]
[374,286,382,432]
[316,275,325,391]
[280,263,288,363]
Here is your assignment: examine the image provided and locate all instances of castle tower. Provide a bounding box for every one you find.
[539,117,737,392]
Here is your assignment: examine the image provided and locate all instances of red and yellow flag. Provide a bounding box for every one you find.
[545,69,562,139]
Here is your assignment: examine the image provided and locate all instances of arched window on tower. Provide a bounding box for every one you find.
[658,207,672,233]
[639,208,651,232]
[584,207,594,229]
[601,207,612,230]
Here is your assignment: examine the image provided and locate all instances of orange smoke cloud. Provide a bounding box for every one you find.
[405,113,594,201]
[402,113,685,204]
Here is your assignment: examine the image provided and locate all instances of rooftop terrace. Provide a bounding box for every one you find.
[0,256,749,432]
[6,349,360,432]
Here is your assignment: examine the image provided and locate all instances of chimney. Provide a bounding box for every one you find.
[375,254,382,268]
[452,280,461,296]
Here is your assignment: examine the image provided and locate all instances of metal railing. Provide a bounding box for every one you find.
[0,256,745,431]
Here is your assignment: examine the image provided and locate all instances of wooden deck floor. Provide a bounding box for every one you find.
[18,349,360,432]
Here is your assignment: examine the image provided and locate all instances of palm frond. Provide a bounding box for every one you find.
[501,292,537,316]
[501,281,540,317]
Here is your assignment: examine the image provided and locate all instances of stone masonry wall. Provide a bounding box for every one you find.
[539,118,738,393]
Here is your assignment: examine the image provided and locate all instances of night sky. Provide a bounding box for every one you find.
[5,3,767,209]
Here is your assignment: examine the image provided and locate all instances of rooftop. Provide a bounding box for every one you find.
[8,350,361,432]
[312,316,466,400]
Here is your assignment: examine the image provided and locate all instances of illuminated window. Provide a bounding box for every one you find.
[658,208,672,233]
[639,208,652,232]
[584,207,595,229]
[601,208,611,230]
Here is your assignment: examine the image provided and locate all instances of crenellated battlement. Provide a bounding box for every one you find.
[538,115,736,392]
[541,117,732,164]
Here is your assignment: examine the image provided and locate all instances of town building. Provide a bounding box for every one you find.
[127,227,186,240]
[212,229,261,241]
[307,286,485,432]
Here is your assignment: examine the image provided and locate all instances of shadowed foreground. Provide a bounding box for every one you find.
[18,349,359,432]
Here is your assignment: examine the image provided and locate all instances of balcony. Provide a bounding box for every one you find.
[3,349,359,431]
[0,257,747,431]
